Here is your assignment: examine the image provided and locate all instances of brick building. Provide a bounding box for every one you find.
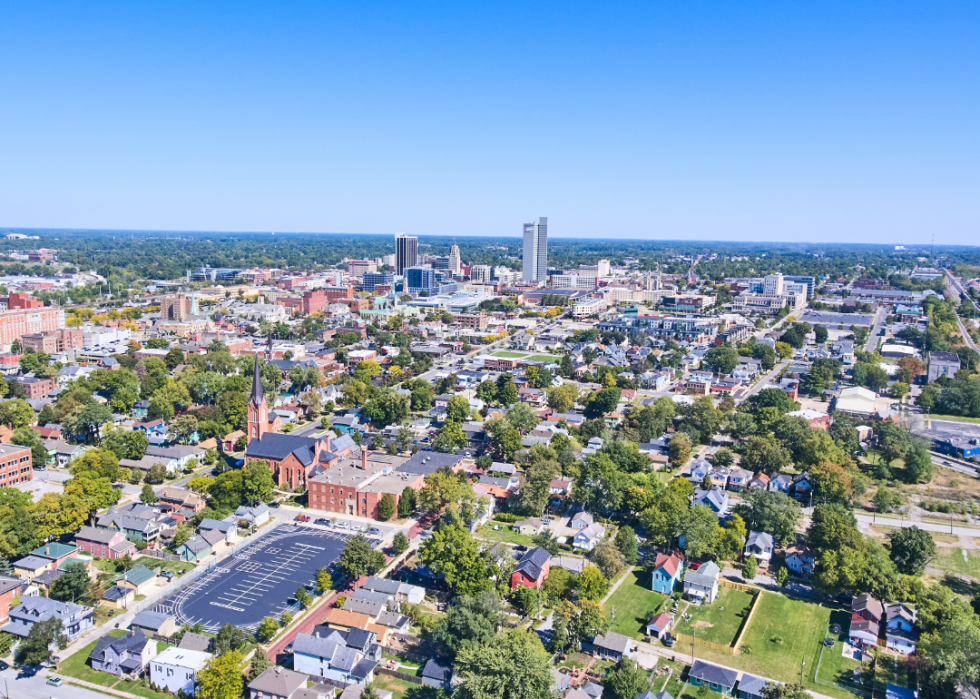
[3,293,43,310]
[0,444,32,488]
[0,306,65,350]
[21,328,84,354]
[160,293,197,321]
[303,289,328,315]
[452,313,489,330]
[324,285,354,301]
[11,376,56,400]
[308,450,422,517]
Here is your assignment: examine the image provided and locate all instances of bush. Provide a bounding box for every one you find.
[493,513,524,523]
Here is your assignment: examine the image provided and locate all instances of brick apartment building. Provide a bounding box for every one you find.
[2,293,43,310]
[0,444,32,488]
[452,313,489,330]
[160,293,197,321]
[11,376,57,400]
[21,328,84,354]
[307,450,423,518]
[324,285,354,301]
[0,303,65,350]
[303,289,328,315]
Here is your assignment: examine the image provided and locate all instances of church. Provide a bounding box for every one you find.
[243,352,358,489]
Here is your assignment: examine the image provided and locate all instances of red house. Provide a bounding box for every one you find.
[511,546,551,590]
[74,526,136,560]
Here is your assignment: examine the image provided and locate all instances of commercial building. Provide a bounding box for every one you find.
[349,260,378,279]
[0,444,32,488]
[448,243,462,275]
[160,293,197,321]
[362,271,395,292]
[395,233,418,275]
[10,375,56,400]
[406,267,437,295]
[452,313,489,330]
[572,296,609,317]
[0,306,65,350]
[21,328,84,354]
[522,217,548,284]
[469,265,492,283]
[927,351,961,382]
[309,451,423,518]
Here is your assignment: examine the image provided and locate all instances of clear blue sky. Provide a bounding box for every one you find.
[0,2,977,244]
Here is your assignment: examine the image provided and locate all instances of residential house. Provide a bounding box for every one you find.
[0,576,23,626]
[591,631,635,661]
[783,545,815,576]
[512,518,547,539]
[693,487,729,516]
[768,474,792,494]
[118,566,159,595]
[645,612,674,641]
[89,628,157,677]
[650,552,684,595]
[292,629,380,684]
[234,503,271,528]
[550,479,572,496]
[101,585,136,610]
[199,518,238,543]
[744,531,774,568]
[747,473,770,491]
[687,459,711,484]
[707,467,731,489]
[849,594,883,649]
[736,674,774,699]
[100,513,163,547]
[150,646,212,696]
[689,661,738,696]
[683,561,721,604]
[74,526,137,560]
[360,577,425,605]
[178,633,212,652]
[6,595,94,640]
[570,512,595,530]
[726,468,753,492]
[792,473,813,502]
[130,610,178,638]
[248,666,309,699]
[177,535,213,563]
[511,546,551,590]
[573,523,606,552]
[884,603,917,655]
[421,659,453,690]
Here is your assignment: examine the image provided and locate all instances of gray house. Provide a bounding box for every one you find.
[683,561,721,604]
[89,629,157,677]
[421,659,453,690]
[6,596,94,640]
[737,673,775,699]
[927,351,960,382]
[591,631,635,661]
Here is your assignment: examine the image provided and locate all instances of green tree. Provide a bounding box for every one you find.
[762,683,814,699]
[338,534,386,580]
[241,461,275,503]
[888,526,936,576]
[432,420,469,452]
[255,617,280,643]
[397,486,417,517]
[445,395,472,423]
[874,488,892,513]
[431,591,502,657]
[740,435,791,475]
[732,489,801,547]
[776,565,789,587]
[49,561,90,602]
[145,462,168,485]
[903,445,934,484]
[196,648,245,699]
[419,523,494,595]
[295,586,313,609]
[680,504,719,559]
[575,452,628,514]
[454,629,553,699]
[614,525,638,565]
[247,650,271,682]
[377,493,396,521]
[213,623,251,656]
[704,346,739,375]
[546,384,578,413]
[140,483,156,504]
[16,616,67,666]
[316,567,333,594]
[506,403,540,434]
[605,657,649,699]
[576,563,609,601]
[485,418,522,461]
[392,531,409,554]
[668,432,691,469]
[743,554,758,580]
[165,346,185,370]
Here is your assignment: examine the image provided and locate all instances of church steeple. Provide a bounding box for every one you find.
[247,351,269,443]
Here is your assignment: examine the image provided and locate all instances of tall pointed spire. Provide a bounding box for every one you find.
[250,352,264,406]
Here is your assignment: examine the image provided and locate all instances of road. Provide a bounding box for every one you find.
[738,360,791,401]
[864,306,886,353]
[0,665,111,699]
[944,270,979,352]
[854,513,979,538]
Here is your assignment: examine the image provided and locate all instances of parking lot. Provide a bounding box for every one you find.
[800,311,875,326]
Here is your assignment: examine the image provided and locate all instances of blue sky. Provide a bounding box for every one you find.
[0,2,977,243]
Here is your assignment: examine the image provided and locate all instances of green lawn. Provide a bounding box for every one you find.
[58,629,128,687]
[930,414,980,425]
[814,610,869,697]
[674,587,755,645]
[114,678,180,699]
[373,674,446,699]
[602,568,668,640]
[477,523,536,547]
[932,547,980,577]
[383,651,423,670]
[133,557,196,575]
[491,351,527,358]
[528,354,561,363]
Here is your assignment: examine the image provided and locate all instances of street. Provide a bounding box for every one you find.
[0,665,111,699]
[864,306,886,353]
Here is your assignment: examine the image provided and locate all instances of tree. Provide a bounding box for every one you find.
[145,462,168,485]
[576,563,609,601]
[668,432,691,469]
[740,436,791,475]
[0,399,34,429]
[754,387,797,414]
[712,447,735,468]
[733,489,801,546]
[776,565,789,587]
[775,341,793,359]
[454,629,553,699]
[76,402,114,444]
[432,420,469,452]
[743,554,758,580]
[377,493,396,521]
[614,525,638,565]
[397,486,417,517]
[392,532,409,555]
[213,623,251,656]
[338,534,386,580]
[255,617,280,643]
[419,523,494,595]
[874,488,892,514]
[295,586,313,609]
[903,445,934,484]
[584,387,621,419]
[590,540,626,579]
[531,530,561,555]
[605,657,648,699]
[704,346,739,375]
[814,326,829,344]
[418,468,475,514]
[506,403,540,434]
[892,382,910,399]
[361,392,410,427]
[16,616,67,666]
[431,591,502,657]
[49,561,90,602]
[197,649,245,699]
[242,461,275,503]
[762,684,813,699]
[316,567,333,594]
[888,526,936,576]
[575,453,628,514]
[140,484,156,505]
[445,395,471,423]
[547,384,578,413]
[680,504,719,559]
[247,650,271,682]
[808,461,853,504]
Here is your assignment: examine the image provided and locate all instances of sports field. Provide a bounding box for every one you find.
[152,524,351,632]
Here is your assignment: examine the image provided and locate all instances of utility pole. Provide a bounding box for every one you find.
[800,655,806,685]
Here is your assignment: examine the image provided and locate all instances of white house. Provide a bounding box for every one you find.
[744,531,774,568]
[570,512,594,530]
[573,522,606,552]
[232,503,270,528]
[150,646,211,696]
[885,603,918,654]
[783,545,815,576]
[683,561,720,603]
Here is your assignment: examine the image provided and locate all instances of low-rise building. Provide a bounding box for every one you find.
[150,646,212,696]
[89,628,156,676]
[6,595,94,640]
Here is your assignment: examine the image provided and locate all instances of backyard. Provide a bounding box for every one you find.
[373,673,446,699]
[931,547,980,578]
[602,567,668,640]
[673,586,755,646]
[476,523,536,547]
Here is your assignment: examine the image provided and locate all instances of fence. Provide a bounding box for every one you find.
[377,667,424,685]
[732,590,763,653]
[719,579,757,593]
[138,548,180,562]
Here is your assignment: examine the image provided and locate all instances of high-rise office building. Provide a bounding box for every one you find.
[395,233,418,275]
[470,265,492,283]
[522,217,548,283]
[406,267,436,294]
[448,243,461,275]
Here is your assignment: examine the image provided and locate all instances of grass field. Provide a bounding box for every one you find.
[133,557,196,575]
[932,547,980,577]
[814,609,869,697]
[491,351,527,358]
[930,414,980,424]
[528,354,561,363]
[373,673,446,699]
[674,587,755,645]
[602,568,668,640]
[477,523,536,547]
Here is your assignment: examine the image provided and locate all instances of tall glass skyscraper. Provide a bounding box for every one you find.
[395,233,418,275]
[522,217,548,283]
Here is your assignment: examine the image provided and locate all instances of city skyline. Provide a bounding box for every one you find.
[0,3,977,244]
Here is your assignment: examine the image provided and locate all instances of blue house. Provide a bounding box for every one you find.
[651,552,684,595]
[133,419,167,437]
[132,400,150,419]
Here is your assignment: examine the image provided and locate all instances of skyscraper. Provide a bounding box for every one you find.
[395,233,418,275]
[448,242,461,275]
[522,217,548,283]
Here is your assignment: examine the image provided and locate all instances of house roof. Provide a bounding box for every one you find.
[646,612,673,631]
[75,525,121,545]
[514,546,552,581]
[737,674,771,696]
[103,584,134,601]
[178,632,212,652]
[746,531,774,550]
[248,666,309,696]
[593,630,633,653]
[121,566,156,586]
[89,628,152,664]
[245,433,321,466]
[422,659,452,681]
[396,451,463,476]
[884,603,916,625]
[131,610,174,632]
[13,555,51,571]
[853,594,883,620]
[685,561,721,588]
[690,660,738,688]
[153,646,212,670]
[30,542,77,560]
[653,553,683,578]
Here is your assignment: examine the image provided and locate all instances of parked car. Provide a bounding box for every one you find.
[294,514,311,522]
[368,527,381,535]
[335,521,350,529]
[47,677,64,687]
[314,518,331,526]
